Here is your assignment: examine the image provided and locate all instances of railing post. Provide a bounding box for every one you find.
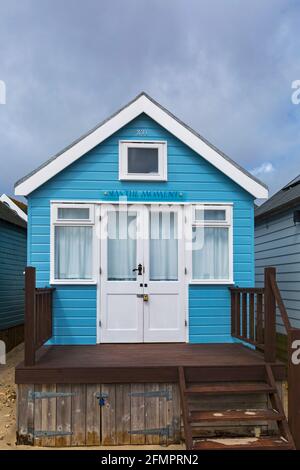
[24,267,36,366]
[264,267,276,362]
[288,328,300,449]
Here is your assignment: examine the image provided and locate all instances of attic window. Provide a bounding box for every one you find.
[119,141,167,181]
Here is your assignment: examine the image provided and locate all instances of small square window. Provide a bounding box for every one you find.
[127,147,159,174]
[119,141,167,181]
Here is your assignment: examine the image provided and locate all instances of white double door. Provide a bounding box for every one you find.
[100,204,186,343]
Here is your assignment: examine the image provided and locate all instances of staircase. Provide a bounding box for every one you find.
[178,365,295,450]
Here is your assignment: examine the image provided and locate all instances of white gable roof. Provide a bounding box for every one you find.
[15,92,268,198]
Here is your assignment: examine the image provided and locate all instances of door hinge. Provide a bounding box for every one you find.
[185,320,188,327]
[28,390,75,400]
[129,389,172,401]
[99,267,102,275]
[129,425,173,437]
[99,320,101,327]
[184,267,188,275]
[99,215,101,221]
[30,429,73,438]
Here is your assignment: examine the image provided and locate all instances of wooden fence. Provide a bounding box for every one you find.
[230,266,300,449]
[24,267,55,366]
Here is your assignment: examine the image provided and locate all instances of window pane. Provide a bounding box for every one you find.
[192,227,229,279]
[195,209,226,221]
[58,207,90,219]
[127,147,159,174]
[150,212,178,281]
[55,226,92,279]
[108,211,137,281]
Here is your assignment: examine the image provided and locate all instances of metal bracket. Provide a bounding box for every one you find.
[129,425,173,437]
[31,430,73,438]
[129,389,172,401]
[28,390,75,400]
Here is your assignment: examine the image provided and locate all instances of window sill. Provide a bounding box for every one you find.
[189,280,234,285]
[50,279,97,286]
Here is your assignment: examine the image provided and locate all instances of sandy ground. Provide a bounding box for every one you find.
[0,343,185,451]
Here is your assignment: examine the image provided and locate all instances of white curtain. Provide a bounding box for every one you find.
[192,227,229,279]
[57,207,89,220]
[55,226,92,279]
[150,212,178,281]
[108,211,137,281]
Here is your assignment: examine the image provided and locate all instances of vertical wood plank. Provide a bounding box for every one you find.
[71,384,86,446]
[242,292,247,338]
[264,267,276,362]
[236,293,241,336]
[249,293,254,341]
[86,384,101,446]
[159,384,168,446]
[16,384,34,445]
[230,291,236,336]
[33,384,43,446]
[24,267,36,366]
[145,384,160,445]
[116,384,131,445]
[101,384,116,445]
[256,293,263,344]
[171,384,181,444]
[56,384,72,447]
[41,384,56,447]
[130,384,145,445]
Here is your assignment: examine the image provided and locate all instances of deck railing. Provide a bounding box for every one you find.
[230,266,300,449]
[24,267,55,366]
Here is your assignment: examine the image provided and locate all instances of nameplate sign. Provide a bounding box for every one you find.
[102,190,184,201]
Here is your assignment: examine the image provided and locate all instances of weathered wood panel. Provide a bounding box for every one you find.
[130,384,145,445]
[101,384,116,445]
[115,384,131,445]
[86,384,101,445]
[16,384,34,445]
[71,384,86,446]
[56,384,72,447]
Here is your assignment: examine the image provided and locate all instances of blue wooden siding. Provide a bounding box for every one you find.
[0,220,27,330]
[255,208,300,332]
[28,113,254,344]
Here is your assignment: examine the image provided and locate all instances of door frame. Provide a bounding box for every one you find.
[96,202,189,344]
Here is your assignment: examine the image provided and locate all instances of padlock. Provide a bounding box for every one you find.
[143,294,149,302]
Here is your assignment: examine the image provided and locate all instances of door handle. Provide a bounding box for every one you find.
[132,263,143,275]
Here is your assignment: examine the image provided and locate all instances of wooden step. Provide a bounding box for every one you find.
[189,409,284,422]
[193,436,294,450]
[185,382,275,395]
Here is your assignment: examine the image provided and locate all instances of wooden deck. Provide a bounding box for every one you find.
[15,343,286,384]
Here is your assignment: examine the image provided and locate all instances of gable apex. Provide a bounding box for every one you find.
[15,92,268,198]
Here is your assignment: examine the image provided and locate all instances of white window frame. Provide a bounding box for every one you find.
[188,204,233,285]
[119,140,167,181]
[50,203,97,285]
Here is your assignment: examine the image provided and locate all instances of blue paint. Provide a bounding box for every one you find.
[28,113,255,344]
[0,220,27,330]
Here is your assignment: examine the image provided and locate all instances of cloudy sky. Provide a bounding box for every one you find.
[0,0,300,199]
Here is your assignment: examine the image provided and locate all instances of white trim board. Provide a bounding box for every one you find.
[0,194,28,222]
[15,93,268,199]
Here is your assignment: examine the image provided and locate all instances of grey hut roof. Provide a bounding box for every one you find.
[255,175,300,221]
[0,201,27,229]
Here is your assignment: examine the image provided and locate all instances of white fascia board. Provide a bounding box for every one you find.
[0,194,28,221]
[15,94,268,199]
